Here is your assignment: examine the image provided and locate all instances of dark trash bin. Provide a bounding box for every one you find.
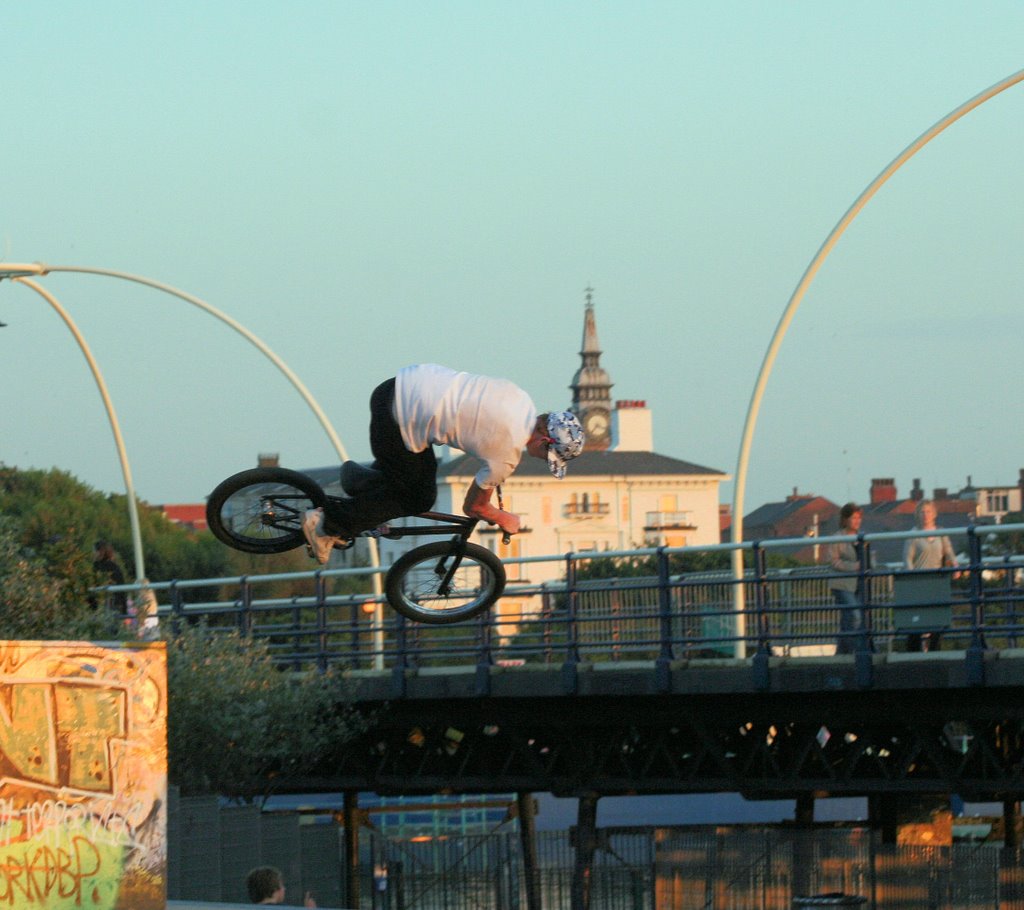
[792,895,867,907]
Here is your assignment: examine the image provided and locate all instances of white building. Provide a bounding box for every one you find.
[956,471,1024,524]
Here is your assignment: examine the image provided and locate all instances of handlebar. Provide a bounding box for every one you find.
[497,485,512,547]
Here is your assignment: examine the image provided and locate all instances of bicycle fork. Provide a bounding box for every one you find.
[433,537,470,595]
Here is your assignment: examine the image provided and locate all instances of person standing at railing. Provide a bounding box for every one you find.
[828,503,872,654]
[902,499,960,652]
[88,539,127,620]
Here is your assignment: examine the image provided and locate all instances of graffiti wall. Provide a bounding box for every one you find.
[0,641,167,909]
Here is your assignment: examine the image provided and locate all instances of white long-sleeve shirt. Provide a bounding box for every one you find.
[393,364,537,489]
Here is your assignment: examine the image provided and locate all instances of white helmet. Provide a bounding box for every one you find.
[545,411,585,479]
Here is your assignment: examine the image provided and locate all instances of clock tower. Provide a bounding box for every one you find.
[570,288,613,451]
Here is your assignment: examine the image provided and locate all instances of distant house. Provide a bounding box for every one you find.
[860,477,977,563]
[957,470,1024,524]
[741,490,839,562]
[740,474,998,565]
[160,503,207,532]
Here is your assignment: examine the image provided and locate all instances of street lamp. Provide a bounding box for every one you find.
[729,67,1024,658]
[0,264,385,640]
[2,270,149,580]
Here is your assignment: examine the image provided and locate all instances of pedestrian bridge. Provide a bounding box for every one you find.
[123,522,1024,798]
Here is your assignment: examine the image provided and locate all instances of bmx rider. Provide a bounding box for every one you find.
[302,363,585,564]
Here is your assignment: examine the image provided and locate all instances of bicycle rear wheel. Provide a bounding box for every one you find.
[385,541,506,624]
[206,467,326,554]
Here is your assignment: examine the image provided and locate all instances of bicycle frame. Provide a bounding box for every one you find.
[356,510,482,598]
[381,511,481,541]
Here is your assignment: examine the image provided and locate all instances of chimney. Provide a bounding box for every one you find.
[870,478,897,504]
[258,452,280,468]
[910,478,923,502]
[610,400,653,452]
[934,487,948,501]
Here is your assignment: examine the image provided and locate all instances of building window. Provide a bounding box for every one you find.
[564,493,610,518]
[987,491,1009,513]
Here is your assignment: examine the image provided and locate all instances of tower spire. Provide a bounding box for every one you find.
[581,285,601,355]
[570,287,613,451]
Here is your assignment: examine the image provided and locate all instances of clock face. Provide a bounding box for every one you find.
[585,412,609,437]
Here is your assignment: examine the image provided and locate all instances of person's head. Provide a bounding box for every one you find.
[838,502,862,532]
[247,866,285,904]
[525,411,585,479]
[93,540,116,562]
[915,499,937,529]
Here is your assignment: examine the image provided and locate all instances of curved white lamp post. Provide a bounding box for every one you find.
[730,67,1024,657]
[13,275,150,581]
[0,264,385,640]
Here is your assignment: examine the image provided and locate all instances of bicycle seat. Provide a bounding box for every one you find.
[340,460,385,494]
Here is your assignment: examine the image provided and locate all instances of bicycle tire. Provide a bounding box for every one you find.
[385,541,506,624]
[206,467,327,554]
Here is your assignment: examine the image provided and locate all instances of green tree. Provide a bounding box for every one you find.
[165,622,366,799]
[0,517,123,640]
[0,463,234,600]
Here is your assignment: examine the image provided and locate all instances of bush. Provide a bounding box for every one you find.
[165,622,366,800]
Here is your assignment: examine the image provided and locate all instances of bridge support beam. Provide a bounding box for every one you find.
[571,793,599,910]
[792,793,815,899]
[1005,800,1021,850]
[343,790,360,910]
[1002,801,1023,907]
[518,792,542,910]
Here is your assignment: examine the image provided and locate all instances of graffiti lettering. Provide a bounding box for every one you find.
[0,684,126,792]
[0,835,102,905]
[0,797,148,853]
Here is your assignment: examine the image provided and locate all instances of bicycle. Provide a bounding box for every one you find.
[205,466,507,625]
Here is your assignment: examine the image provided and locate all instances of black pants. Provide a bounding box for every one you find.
[322,378,438,536]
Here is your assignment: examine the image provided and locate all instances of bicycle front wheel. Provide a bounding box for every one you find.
[206,467,326,554]
[385,541,506,624]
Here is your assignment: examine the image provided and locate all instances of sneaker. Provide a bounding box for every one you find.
[302,508,345,565]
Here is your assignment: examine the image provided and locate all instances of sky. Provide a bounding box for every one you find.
[3,2,1023,516]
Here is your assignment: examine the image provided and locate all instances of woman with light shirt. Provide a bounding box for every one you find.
[902,499,959,651]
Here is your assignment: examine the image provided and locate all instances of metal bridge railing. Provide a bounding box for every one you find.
[97,523,1024,675]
